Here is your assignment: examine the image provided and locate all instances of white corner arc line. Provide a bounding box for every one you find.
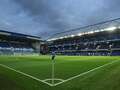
[43,78,64,82]
[54,60,120,86]
[0,64,53,86]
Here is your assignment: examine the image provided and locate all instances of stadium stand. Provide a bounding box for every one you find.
[47,18,120,56]
[48,29,120,56]
[0,30,41,55]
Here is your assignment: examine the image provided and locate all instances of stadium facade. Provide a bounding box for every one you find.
[0,18,120,56]
[0,30,41,55]
[47,18,120,56]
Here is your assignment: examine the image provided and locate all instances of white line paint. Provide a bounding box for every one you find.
[0,60,119,87]
[52,59,55,85]
[0,64,53,86]
[54,60,119,86]
[43,78,64,82]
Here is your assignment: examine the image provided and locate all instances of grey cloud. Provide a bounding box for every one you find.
[0,0,120,39]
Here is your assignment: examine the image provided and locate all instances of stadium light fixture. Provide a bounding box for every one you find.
[118,26,120,29]
[77,33,83,36]
[78,33,82,36]
[48,38,58,41]
[0,32,11,36]
[59,37,64,39]
[87,31,94,34]
[70,34,75,37]
[47,39,52,41]
[27,36,40,40]
[94,30,100,33]
[64,36,69,38]
[100,29,104,32]
[47,26,117,41]
[104,26,117,31]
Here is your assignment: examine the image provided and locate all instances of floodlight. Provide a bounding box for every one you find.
[94,30,100,33]
[64,36,69,38]
[77,33,82,36]
[70,34,75,37]
[104,26,117,31]
[0,32,11,36]
[88,31,94,34]
[59,37,64,39]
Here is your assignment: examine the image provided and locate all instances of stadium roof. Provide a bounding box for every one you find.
[47,18,120,41]
[0,0,120,39]
[0,29,41,41]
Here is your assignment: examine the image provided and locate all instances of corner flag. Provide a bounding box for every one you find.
[51,51,56,60]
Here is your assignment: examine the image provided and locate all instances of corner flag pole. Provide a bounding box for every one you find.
[52,58,55,85]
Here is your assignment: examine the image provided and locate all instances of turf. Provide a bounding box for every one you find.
[0,55,120,90]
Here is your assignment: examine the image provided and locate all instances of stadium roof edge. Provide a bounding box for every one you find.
[0,29,41,41]
[47,17,120,40]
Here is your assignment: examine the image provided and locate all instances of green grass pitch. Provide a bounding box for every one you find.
[0,55,120,90]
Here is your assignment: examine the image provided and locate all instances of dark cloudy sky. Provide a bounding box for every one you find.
[0,0,120,39]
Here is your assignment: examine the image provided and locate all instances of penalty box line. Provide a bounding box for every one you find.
[0,64,54,86]
[54,60,120,86]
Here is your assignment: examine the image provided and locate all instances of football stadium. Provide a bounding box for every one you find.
[0,0,120,90]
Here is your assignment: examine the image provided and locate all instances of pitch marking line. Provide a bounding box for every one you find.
[0,60,119,87]
[54,60,120,86]
[0,64,53,86]
[43,78,64,82]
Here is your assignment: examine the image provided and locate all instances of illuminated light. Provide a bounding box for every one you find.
[84,32,87,34]
[62,36,67,38]
[59,37,64,39]
[100,29,104,32]
[70,34,75,37]
[47,26,118,41]
[88,31,94,34]
[0,32,11,36]
[27,36,40,40]
[47,38,58,41]
[104,26,117,31]
[78,33,82,36]
[94,30,100,33]
[53,38,58,40]
[118,26,120,29]
[47,39,52,41]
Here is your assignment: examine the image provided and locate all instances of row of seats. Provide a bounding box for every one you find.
[48,29,120,56]
[0,42,34,54]
[49,41,120,51]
